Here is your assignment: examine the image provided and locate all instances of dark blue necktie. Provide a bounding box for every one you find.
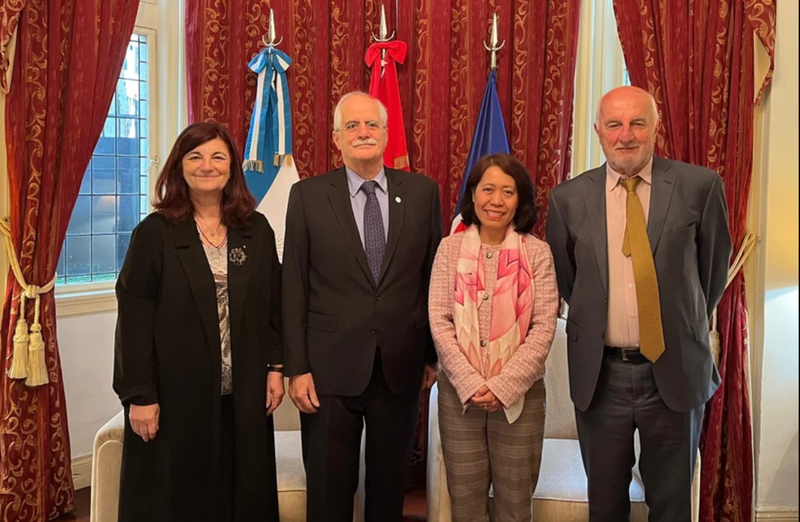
[360,180,385,284]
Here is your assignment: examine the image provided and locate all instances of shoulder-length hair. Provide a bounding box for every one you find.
[153,122,256,227]
[459,153,539,234]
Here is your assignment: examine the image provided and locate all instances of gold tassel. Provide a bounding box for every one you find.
[709,308,720,367]
[243,159,264,173]
[709,330,720,367]
[273,154,280,167]
[25,323,48,386]
[8,316,30,379]
[285,155,293,167]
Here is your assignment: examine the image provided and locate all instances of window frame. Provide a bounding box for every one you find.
[54,0,186,317]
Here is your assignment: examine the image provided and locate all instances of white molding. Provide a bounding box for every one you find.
[72,454,93,490]
[56,289,117,318]
[757,511,799,522]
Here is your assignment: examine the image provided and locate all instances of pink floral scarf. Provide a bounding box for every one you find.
[454,225,533,382]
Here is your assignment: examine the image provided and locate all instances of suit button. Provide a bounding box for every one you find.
[375,295,381,301]
[480,340,487,347]
[370,328,377,335]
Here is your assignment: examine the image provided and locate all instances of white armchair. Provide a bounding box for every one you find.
[427,318,700,521]
[91,382,366,522]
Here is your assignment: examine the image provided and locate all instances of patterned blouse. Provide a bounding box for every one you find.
[203,243,233,395]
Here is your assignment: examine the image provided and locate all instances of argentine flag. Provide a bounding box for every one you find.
[243,47,299,261]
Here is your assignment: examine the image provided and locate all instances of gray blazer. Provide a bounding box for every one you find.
[546,156,732,412]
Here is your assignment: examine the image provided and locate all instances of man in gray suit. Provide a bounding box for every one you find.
[546,86,732,522]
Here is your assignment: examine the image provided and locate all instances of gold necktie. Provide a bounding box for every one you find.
[621,177,665,363]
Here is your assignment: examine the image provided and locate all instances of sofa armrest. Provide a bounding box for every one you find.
[91,410,125,522]
[426,382,452,522]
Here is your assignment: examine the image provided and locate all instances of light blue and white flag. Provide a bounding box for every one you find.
[243,47,299,261]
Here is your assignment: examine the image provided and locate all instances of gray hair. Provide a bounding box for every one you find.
[595,86,659,126]
[333,91,388,131]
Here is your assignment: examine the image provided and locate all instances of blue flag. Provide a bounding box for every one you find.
[452,70,509,233]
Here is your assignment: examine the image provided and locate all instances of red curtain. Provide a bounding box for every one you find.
[185,0,580,235]
[612,1,775,520]
[185,0,581,486]
[0,1,139,520]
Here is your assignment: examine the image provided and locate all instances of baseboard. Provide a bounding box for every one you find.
[757,510,800,522]
[72,454,92,490]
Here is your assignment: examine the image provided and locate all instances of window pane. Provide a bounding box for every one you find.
[117,118,138,155]
[118,196,138,233]
[68,196,91,235]
[92,235,115,274]
[92,195,117,234]
[66,236,91,276]
[92,156,115,195]
[117,157,139,194]
[116,79,139,116]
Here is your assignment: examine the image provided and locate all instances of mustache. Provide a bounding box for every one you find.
[352,138,378,147]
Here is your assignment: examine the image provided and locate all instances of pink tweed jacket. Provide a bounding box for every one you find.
[429,231,559,407]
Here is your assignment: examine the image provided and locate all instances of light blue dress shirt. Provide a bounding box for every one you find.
[346,167,390,246]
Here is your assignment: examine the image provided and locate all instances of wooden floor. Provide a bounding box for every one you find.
[55,487,427,521]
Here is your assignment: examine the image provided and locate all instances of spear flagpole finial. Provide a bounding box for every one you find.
[262,9,284,48]
[371,4,396,43]
[483,12,506,71]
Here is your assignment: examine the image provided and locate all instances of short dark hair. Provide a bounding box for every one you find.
[153,121,256,227]
[459,153,539,234]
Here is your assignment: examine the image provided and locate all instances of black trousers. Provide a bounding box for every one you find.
[300,355,420,522]
[575,353,704,522]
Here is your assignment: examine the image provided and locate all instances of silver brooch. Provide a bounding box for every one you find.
[229,246,247,267]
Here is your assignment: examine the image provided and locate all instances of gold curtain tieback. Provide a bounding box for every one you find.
[1,218,57,386]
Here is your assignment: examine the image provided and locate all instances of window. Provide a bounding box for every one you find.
[56,34,152,286]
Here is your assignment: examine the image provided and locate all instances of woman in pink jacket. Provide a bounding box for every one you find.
[429,153,559,521]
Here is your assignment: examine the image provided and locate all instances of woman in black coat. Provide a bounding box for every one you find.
[113,121,284,522]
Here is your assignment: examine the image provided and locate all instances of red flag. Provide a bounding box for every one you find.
[365,41,409,171]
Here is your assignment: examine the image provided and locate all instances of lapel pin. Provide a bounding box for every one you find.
[395,196,402,203]
[229,247,247,267]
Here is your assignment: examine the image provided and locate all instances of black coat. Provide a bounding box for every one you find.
[282,167,442,395]
[113,211,282,522]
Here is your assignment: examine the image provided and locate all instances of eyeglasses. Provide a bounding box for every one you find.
[339,120,384,133]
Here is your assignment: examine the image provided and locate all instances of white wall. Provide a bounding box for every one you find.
[59,312,120,458]
[753,1,800,515]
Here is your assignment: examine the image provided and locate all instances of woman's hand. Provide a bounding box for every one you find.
[470,385,503,412]
[266,372,285,416]
[129,403,160,442]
